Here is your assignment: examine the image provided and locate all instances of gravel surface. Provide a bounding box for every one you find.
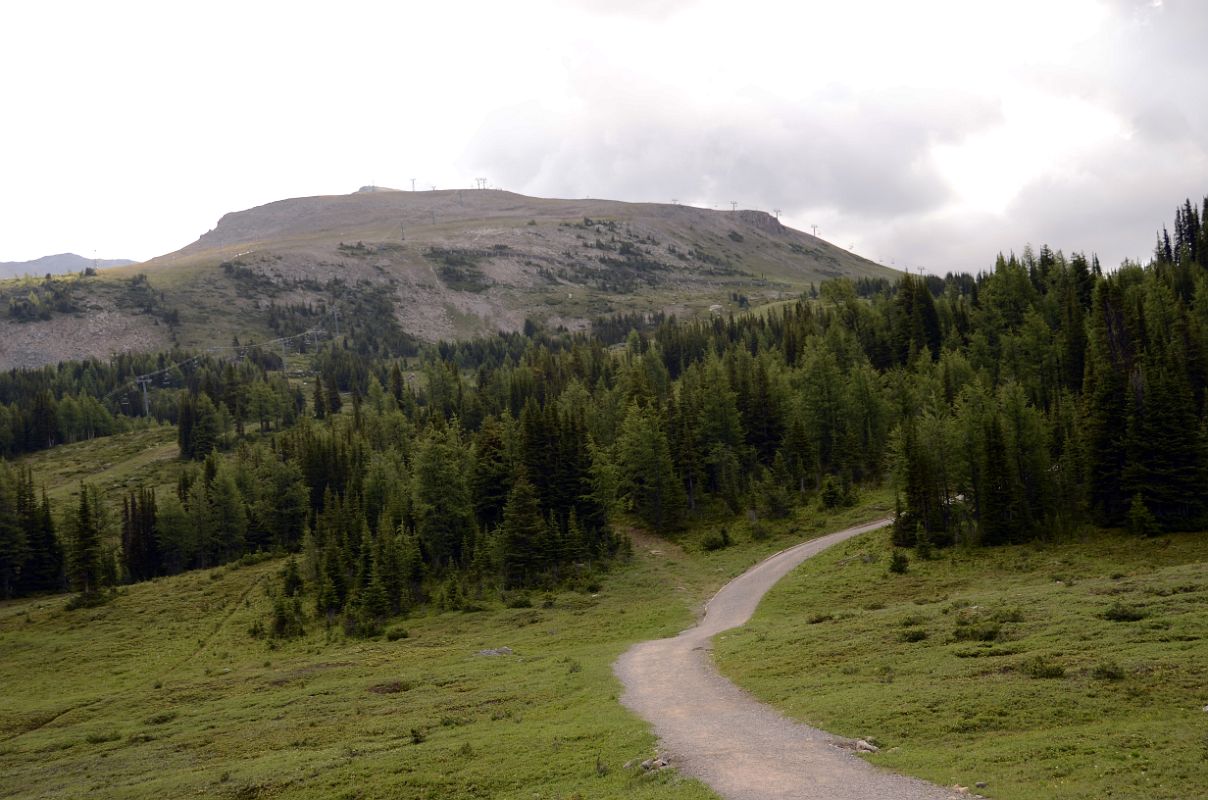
[614,519,966,800]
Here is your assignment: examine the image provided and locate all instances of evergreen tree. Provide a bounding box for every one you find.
[0,467,28,598]
[411,428,476,568]
[19,488,62,594]
[121,488,160,582]
[617,403,686,532]
[67,485,104,596]
[313,375,327,419]
[500,474,548,587]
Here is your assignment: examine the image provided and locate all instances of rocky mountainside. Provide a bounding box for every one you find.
[0,189,896,368]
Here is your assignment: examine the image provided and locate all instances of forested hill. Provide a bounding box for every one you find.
[1,197,1207,633]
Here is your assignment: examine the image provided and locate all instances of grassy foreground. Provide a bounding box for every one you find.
[0,485,893,799]
[715,527,1208,799]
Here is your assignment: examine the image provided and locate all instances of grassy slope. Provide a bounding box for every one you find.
[0,442,895,799]
[15,424,181,508]
[714,528,1208,799]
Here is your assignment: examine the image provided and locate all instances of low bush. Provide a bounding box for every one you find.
[1090,661,1125,681]
[1019,656,1065,679]
[1102,602,1148,622]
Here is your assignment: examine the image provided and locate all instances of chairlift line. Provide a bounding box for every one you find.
[101,327,327,403]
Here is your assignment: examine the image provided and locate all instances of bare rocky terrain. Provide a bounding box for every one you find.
[0,189,896,368]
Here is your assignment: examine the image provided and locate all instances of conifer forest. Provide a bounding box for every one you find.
[3,197,1208,642]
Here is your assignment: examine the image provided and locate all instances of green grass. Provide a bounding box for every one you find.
[714,528,1208,799]
[0,487,893,799]
[16,425,182,507]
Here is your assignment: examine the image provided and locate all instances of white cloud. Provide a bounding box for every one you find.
[0,0,1205,275]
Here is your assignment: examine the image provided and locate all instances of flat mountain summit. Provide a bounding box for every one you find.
[0,189,896,368]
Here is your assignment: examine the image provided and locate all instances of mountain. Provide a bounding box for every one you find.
[0,190,896,368]
[0,253,137,280]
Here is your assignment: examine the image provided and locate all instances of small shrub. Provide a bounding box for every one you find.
[385,627,409,642]
[370,680,413,695]
[900,628,928,643]
[888,550,909,574]
[953,621,1001,642]
[702,527,732,552]
[807,612,833,624]
[1091,661,1126,681]
[271,596,305,639]
[1127,493,1161,537]
[280,558,303,597]
[914,531,934,561]
[820,475,843,509]
[66,590,113,611]
[410,727,425,744]
[1102,602,1148,622]
[992,606,1024,623]
[85,730,121,744]
[343,611,381,639]
[1020,656,1065,679]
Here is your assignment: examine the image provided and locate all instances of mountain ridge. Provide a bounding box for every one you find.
[0,189,897,369]
[0,253,137,280]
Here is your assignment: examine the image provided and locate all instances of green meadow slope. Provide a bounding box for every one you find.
[0,441,895,800]
[716,529,1208,800]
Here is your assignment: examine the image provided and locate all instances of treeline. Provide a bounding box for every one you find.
[3,197,1208,628]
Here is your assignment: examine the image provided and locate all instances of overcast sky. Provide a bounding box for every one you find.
[2,0,1204,273]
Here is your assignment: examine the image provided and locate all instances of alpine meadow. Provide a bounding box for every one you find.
[1,190,1208,800]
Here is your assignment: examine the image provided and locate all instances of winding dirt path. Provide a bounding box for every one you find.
[614,519,964,800]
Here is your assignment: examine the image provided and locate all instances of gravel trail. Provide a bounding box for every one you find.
[614,519,965,800]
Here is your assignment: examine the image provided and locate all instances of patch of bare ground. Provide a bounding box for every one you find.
[0,309,170,370]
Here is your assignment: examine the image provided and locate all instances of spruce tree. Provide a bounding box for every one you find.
[0,467,27,599]
[68,485,103,596]
[500,474,548,588]
[617,403,686,532]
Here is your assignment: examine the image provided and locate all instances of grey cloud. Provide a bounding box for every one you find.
[467,81,998,220]
[856,139,1208,275]
[468,2,1208,276]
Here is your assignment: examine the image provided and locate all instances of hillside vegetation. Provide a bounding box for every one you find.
[0,488,889,800]
[1,196,1208,798]
[0,190,893,369]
